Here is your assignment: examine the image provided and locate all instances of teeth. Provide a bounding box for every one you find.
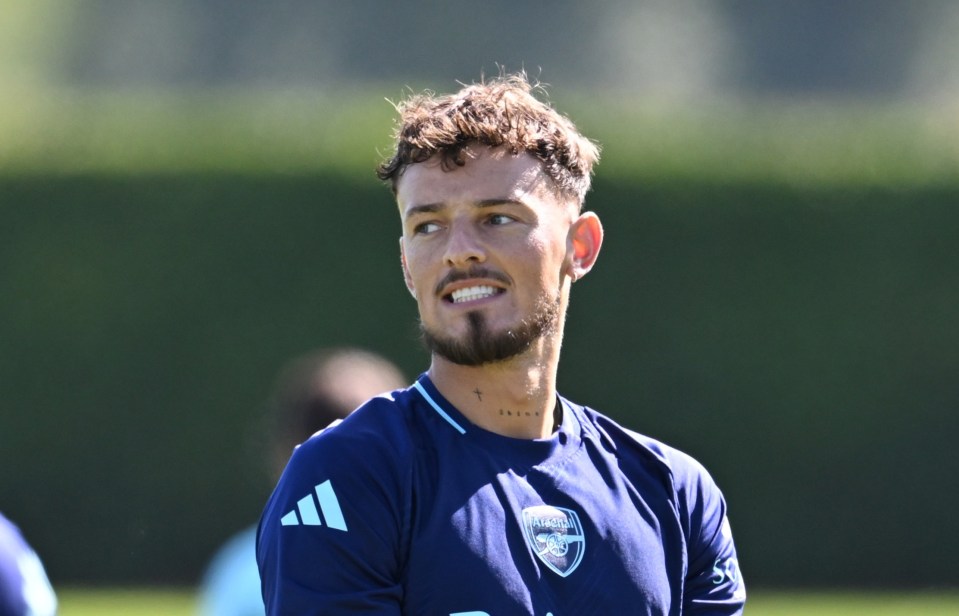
[451,285,497,304]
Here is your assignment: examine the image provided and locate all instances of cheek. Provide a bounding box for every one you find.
[527,233,568,272]
[523,230,555,256]
[519,240,565,289]
[404,248,440,297]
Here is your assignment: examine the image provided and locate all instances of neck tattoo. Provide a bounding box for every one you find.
[473,388,483,401]
[496,400,561,431]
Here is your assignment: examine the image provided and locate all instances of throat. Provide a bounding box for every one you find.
[427,362,561,439]
[481,395,563,439]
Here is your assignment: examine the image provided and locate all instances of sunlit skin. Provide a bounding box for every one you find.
[397,146,603,439]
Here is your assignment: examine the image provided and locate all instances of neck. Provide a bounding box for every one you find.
[428,344,561,439]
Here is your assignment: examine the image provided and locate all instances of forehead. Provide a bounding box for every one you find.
[396,147,559,214]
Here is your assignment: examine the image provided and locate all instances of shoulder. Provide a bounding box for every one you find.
[281,388,419,487]
[576,403,733,541]
[263,384,432,526]
[576,405,723,505]
[300,387,419,454]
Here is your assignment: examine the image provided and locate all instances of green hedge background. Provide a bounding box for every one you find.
[1,95,957,590]
[3,175,956,589]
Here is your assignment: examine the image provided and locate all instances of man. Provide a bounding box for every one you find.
[257,73,745,614]
[0,513,57,616]
[199,348,406,616]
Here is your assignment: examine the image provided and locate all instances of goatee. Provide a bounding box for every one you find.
[421,295,561,366]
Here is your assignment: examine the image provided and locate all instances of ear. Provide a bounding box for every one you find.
[399,237,417,299]
[566,212,603,282]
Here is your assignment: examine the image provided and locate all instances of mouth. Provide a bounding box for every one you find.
[446,285,504,304]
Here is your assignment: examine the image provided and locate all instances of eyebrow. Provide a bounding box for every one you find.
[404,199,526,219]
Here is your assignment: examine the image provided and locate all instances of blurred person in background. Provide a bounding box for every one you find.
[197,348,406,616]
[257,72,745,614]
[0,512,57,616]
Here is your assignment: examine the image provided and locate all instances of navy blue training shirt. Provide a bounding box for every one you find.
[257,375,745,615]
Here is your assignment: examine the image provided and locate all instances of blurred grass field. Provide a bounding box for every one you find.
[57,588,959,615]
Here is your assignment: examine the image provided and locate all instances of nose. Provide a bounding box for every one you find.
[444,220,485,267]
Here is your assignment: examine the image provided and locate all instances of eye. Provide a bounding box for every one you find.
[413,221,442,235]
[487,213,516,226]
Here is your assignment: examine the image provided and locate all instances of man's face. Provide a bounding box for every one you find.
[397,147,578,366]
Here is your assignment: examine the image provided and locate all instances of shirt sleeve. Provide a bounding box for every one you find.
[671,450,746,615]
[256,410,410,615]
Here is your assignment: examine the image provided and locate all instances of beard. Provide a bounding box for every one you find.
[421,293,562,367]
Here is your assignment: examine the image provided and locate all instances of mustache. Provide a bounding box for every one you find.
[435,266,511,296]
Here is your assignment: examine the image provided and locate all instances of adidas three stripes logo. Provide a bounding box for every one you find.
[280,480,348,531]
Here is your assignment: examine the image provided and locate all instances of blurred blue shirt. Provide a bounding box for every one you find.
[0,513,57,616]
[198,526,263,616]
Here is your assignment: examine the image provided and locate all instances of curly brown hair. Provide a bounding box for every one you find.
[376,73,600,206]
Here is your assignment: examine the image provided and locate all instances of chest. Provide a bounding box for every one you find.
[401,443,685,615]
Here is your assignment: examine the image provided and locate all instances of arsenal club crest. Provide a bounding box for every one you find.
[521,505,586,577]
